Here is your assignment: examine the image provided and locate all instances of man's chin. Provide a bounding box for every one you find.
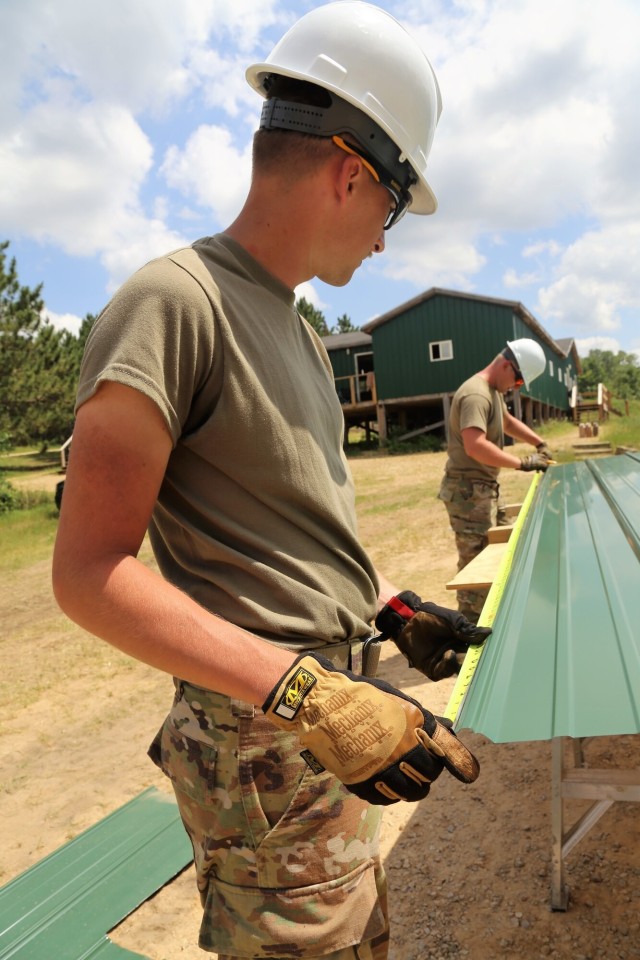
[318,266,359,287]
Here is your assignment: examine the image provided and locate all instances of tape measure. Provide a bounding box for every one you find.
[444,471,542,726]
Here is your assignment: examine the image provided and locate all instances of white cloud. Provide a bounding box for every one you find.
[575,335,621,356]
[0,0,281,294]
[382,220,487,290]
[2,0,640,353]
[536,222,640,334]
[0,97,153,255]
[42,308,84,336]
[523,240,562,259]
[161,125,252,225]
[2,0,283,117]
[100,218,189,294]
[503,268,540,288]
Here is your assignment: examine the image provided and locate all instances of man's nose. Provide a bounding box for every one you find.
[372,231,385,255]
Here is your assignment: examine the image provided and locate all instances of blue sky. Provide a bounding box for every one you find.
[2,0,639,359]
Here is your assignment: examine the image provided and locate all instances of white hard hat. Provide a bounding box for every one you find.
[505,339,546,390]
[246,1,442,214]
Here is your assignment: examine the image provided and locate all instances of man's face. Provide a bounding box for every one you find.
[499,357,524,393]
[316,147,397,287]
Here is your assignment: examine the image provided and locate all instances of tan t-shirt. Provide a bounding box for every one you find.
[76,235,378,646]
[444,374,507,482]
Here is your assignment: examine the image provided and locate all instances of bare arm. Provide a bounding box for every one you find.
[52,382,295,705]
[375,569,401,612]
[462,426,523,470]
[503,410,545,447]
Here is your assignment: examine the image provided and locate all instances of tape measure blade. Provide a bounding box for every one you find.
[443,472,542,726]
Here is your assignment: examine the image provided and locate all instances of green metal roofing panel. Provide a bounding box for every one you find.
[0,786,193,960]
[456,453,640,743]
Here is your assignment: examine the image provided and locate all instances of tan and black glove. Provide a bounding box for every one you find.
[375,591,491,681]
[536,441,552,460]
[263,651,479,806]
[519,452,550,471]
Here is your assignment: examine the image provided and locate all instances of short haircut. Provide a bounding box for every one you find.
[253,75,339,178]
[252,128,335,178]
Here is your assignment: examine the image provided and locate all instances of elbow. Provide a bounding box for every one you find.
[463,440,480,461]
[51,554,79,620]
[51,539,97,625]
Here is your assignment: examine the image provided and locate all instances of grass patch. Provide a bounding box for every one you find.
[599,399,640,450]
[0,503,60,572]
[0,447,61,474]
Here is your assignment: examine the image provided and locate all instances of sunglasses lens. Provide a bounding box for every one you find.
[383,192,410,230]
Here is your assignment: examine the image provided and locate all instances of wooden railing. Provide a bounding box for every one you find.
[570,383,626,422]
[334,372,377,406]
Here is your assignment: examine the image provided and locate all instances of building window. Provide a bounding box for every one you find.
[429,340,453,361]
[549,360,554,377]
[558,368,563,382]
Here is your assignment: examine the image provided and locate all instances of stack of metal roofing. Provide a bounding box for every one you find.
[457,452,640,743]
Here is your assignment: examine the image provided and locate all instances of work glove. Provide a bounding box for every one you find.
[536,441,552,460]
[375,591,491,681]
[263,651,480,805]
[519,453,550,472]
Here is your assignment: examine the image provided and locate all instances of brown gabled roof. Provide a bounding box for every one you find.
[555,337,583,373]
[321,331,372,351]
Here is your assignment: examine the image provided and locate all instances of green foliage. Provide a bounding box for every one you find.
[386,431,443,456]
[333,313,359,334]
[296,297,359,336]
[0,240,96,446]
[0,474,21,513]
[578,349,640,400]
[296,296,329,336]
[601,397,640,451]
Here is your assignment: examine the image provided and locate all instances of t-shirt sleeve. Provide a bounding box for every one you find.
[458,392,492,434]
[75,257,216,445]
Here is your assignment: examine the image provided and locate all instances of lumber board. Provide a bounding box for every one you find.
[486,524,513,544]
[446,542,508,590]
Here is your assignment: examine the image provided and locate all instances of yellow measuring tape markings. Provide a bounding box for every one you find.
[444,472,542,726]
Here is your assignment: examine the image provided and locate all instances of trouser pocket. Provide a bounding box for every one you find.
[149,682,388,958]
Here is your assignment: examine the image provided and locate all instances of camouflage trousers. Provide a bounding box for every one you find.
[438,473,507,623]
[149,681,389,959]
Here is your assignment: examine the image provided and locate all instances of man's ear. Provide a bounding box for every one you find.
[335,153,366,201]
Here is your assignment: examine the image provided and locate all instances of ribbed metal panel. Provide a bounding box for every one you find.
[0,787,192,960]
[457,453,640,743]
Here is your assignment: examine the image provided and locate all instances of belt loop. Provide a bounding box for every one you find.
[349,640,364,676]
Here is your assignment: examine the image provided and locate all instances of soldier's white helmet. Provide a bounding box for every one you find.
[505,339,546,390]
[246,1,442,215]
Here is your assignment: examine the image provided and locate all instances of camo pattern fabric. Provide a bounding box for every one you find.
[148,681,389,959]
[438,474,507,623]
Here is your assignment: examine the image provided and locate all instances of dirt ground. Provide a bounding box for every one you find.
[2,435,638,960]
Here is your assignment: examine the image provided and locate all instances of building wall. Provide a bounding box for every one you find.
[326,347,355,379]
[370,294,575,411]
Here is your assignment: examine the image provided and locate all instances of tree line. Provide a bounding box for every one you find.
[1,239,638,450]
[0,242,96,448]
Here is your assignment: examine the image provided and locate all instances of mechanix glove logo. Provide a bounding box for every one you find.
[263,652,480,805]
[274,666,317,720]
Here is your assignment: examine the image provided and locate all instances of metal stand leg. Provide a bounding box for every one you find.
[551,737,569,910]
[550,736,639,910]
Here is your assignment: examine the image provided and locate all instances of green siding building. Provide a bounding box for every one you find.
[323,288,580,445]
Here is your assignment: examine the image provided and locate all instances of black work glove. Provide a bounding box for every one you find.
[263,651,480,805]
[375,591,491,681]
[536,442,552,460]
[519,453,549,472]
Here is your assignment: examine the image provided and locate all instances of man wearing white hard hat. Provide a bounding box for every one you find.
[53,4,488,958]
[439,339,552,624]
